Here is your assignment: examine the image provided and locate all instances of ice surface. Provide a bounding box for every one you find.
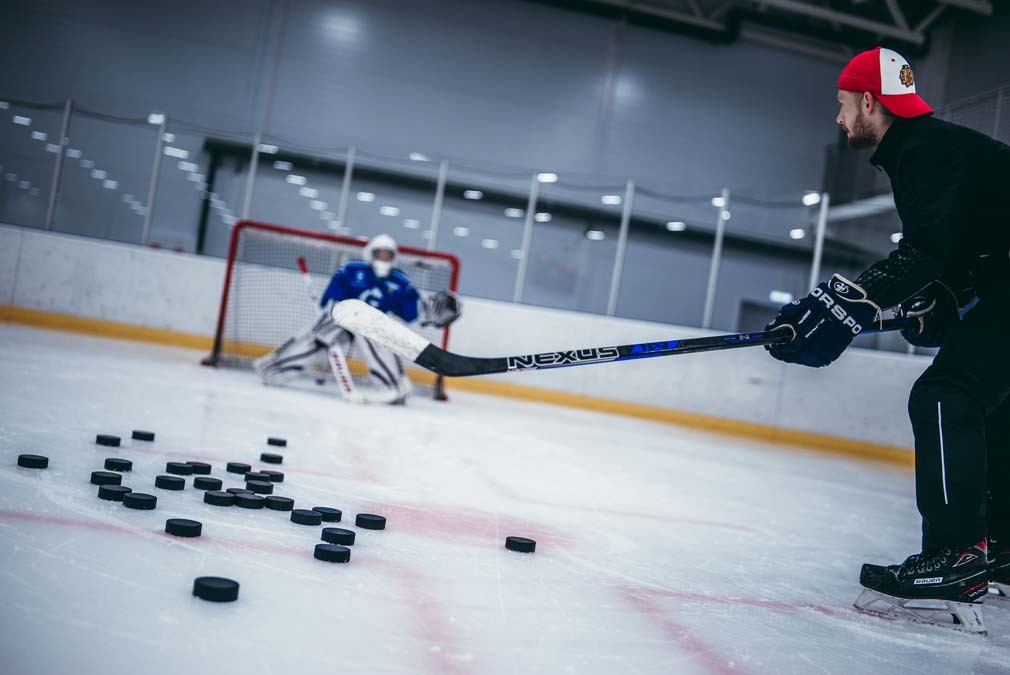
[1,324,1008,675]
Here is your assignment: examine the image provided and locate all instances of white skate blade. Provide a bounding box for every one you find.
[854,588,986,635]
[990,582,1010,600]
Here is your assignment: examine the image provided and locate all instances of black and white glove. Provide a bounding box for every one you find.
[420,291,461,328]
[897,281,962,348]
[765,274,881,368]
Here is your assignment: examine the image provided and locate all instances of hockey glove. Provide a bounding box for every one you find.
[765,274,881,368]
[421,290,461,328]
[897,281,961,348]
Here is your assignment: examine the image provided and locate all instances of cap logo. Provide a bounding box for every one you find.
[899,64,914,88]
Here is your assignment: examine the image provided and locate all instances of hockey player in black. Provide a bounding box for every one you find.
[766,46,1010,634]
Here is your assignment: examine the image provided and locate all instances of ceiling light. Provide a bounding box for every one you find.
[721,211,731,221]
[463,190,483,200]
[309,200,327,210]
[286,174,307,186]
[80,159,94,169]
[65,148,82,159]
[12,115,31,126]
[186,173,204,183]
[789,228,806,240]
[711,196,726,208]
[600,194,622,205]
[769,290,794,304]
[102,179,118,190]
[257,143,279,154]
[299,187,318,198]
[356,191,375,202]
[586,230,606,241]
[162,133,176,143]
[178,161,198,172]
[17,180,30,190]
[4,173,16,182]
[890,232,903,244]
[453,226,470,237]
[666,221,686,231]
[30,131,47,141]
[509,249,523,260]
[147,112,165,125]
[534,212,551,223]
[122,194,134,203]
[163,146,189,159]
[379,205,400,217]
[481,238,499,249]
[504,208,524,218]
[403,218,420,229]
[802,191,822,207]
[536,172,558,183]
[409,152,429,161]
[0,101,8,110]
[273,160,292,171]
[91,169,107,180]
[45,144,60,153]
[29,187,40,197]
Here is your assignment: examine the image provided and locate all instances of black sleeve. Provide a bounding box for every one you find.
[854,135,968,309]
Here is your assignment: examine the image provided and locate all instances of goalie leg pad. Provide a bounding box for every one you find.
[360,336,412,403]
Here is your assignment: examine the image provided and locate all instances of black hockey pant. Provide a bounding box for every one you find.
[907,299,1010,551]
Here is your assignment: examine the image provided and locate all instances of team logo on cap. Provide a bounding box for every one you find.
[899,64,914,88]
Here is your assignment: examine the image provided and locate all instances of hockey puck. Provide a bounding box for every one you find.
[123,492,157,510]
[262,470,284,483]
[355,514,385,530]
[193,476,223,491]
[505,536,536,553]
[104,458,132,472]
[187,461,212,475]
[245,480,274,495]
[96,434,121,447]
[260,452,283,464]
[313,507,341,522]
[226,462,251,474]
[166,461,193,476]
[264,495,294,511]
[98,485,132,501]
[226,487,253,495]
[165,518,202,537]
[291,509,322,526]
[131,430,155,441]
[235,493,266,509]
[91,470,123,486]
[193,576,239,602]
[155,475,185,490]
[17,454,48,469]
[267,437,286,447]
[204,490,235,507]
[321,527,355,545]
[314,544,351,563]
[244,472,272,482]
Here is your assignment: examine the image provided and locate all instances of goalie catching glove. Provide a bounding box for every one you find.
[420,290,461,328]
[765,274,881,368]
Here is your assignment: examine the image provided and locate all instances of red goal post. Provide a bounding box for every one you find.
[203,220,461,399]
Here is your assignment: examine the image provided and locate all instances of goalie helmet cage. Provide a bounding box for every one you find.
[203,220,460,400]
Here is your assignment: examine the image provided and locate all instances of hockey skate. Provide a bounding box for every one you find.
[853,541,989,635]
[989,540,1010,601]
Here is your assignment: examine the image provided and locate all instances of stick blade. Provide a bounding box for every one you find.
[330,299,430,361]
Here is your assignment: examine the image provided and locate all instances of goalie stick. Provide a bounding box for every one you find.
[331,299,915,378]
[296,258,401,404]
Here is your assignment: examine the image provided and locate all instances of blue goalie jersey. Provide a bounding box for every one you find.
[319,260,420,323]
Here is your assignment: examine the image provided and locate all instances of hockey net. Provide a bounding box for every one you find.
[203,220,460,399]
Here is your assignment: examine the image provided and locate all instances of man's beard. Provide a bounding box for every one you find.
[845,110,876,150]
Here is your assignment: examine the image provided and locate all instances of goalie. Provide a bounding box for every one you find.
[253,233,460,404]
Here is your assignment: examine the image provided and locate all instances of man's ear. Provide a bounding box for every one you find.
[863,91,875,111]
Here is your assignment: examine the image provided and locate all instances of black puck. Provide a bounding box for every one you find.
[314,543,351,563]
[267,437,286,447]
[91,470,123,486]
[313,507,341,522]
[265,495,294,511]
[193,576,239,602]
[260,452,283,464]
[226,462,251,474]
[188,462,212,475]
[166,518,202,537]
[244,472,271,482]
[123,492,157,510]
[17,454,48,469]
[98,485,132,501]
[204,490,235,507]
[235,493,266,509]
[155,475,185,490]
[104,458,132,472]
[321,527,355,545]
[262,470,284,483]
[226,487,253,495]
[96,434,120,447]
[505,536,536,553]
[291,509,322,526]
[245,480,273,495]
[355,514,386,530]
[193,476,223,491]
[166,461,193,476]
[131,430,155,441]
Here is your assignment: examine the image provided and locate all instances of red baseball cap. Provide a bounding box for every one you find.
[838,46,932,118]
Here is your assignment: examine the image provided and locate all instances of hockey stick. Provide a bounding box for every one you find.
[331,299,915,378]
[296,258,402,404]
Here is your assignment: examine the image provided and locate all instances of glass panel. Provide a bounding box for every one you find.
[0,100,64,229]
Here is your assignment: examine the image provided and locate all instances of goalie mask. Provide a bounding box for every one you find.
[364,233,397,279]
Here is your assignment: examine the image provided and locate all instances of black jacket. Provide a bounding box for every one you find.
[855,114,1010,308]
